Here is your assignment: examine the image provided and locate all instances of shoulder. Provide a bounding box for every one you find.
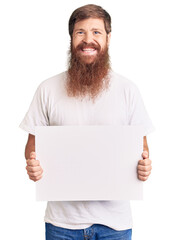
[39,71,67,90]
[35,71,67,97]
[110,70,141,96]
[110,71,137,89]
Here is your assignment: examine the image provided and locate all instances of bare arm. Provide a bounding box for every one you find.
[25,134,43,182]
[143,136,149,156]
[25,134,35,160]
[137,136,152,181]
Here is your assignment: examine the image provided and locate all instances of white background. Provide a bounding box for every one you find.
[0,0,173,239]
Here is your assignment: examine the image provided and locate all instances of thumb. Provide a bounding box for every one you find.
[142,150,149,159]
[30,151,36,159]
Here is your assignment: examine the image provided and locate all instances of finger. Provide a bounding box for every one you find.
[26,159,40,167]
[138,175,149,181]
[138,170,151,177]
[137,164,152,171]
[138,159,152,166]
[27,169,43,178]
[142,151,149,159]
[29,175,43,182]
[30,151,36,159]
[26,165,42,173]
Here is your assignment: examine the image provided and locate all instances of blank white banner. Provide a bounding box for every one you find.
[35,126,144,201]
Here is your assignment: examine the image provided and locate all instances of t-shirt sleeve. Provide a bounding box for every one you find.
[19,84,49,135]
[128,84,155,136]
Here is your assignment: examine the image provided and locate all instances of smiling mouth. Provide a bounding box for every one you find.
[81,48,97,55]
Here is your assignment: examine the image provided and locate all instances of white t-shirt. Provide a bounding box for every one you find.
[20,70,154,231]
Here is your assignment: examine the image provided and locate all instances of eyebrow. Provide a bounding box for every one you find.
[74,28,85,32]
[91,28,104,32]
[74,28,104,32]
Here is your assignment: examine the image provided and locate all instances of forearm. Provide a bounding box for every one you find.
[25,134,42,182]
[143,136,149,156]
[25,143,35,160]
[25,134,35,160]
[138,136,152,181]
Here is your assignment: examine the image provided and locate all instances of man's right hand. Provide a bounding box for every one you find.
[26,151,43,182]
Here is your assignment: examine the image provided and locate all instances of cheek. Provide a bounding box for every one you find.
[72,36,82,49]
[95,37,107,48]
[98,41,106,50]
[71,40,77,49]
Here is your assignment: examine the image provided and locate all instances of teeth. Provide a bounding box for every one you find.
[83,48,95,51]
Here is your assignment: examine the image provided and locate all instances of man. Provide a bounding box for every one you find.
[20,4,154,240]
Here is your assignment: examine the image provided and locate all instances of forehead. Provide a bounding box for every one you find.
[74,18,105,31]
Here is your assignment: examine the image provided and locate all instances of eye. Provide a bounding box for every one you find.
[94,31,101,35]
[77,31,84,35]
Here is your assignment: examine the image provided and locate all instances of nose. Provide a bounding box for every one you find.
[82,32,93,44]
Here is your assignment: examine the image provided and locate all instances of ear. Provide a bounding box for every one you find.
[107,32,111,46]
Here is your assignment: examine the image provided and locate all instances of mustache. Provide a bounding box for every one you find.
[75,42,101,52]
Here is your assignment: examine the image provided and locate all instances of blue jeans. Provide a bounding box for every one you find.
[46,223,132,240]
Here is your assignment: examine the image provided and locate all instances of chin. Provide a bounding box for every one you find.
[81,56,97,64]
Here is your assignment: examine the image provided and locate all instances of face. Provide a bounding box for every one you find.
[72,18,111,63]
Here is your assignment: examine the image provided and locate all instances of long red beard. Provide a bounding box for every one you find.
[66,42,111,101]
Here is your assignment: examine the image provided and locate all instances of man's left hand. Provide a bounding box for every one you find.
[137,151,152,181]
